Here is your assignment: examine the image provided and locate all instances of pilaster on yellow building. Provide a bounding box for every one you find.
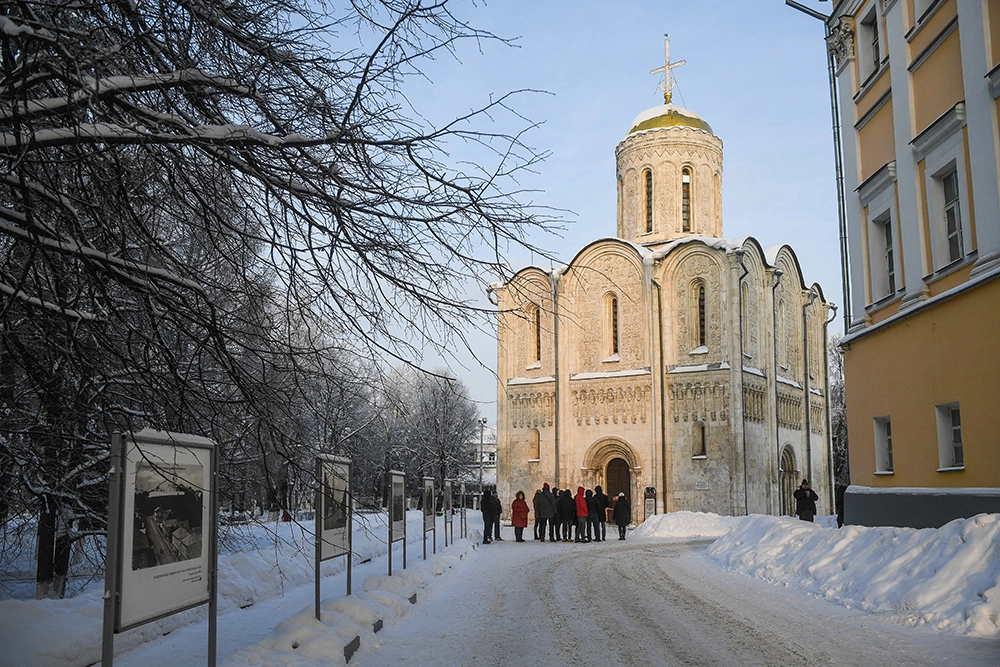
[826,0,1000,526]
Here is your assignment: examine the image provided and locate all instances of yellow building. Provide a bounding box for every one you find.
[826,0,1000,526]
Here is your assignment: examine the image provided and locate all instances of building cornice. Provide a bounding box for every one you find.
[911,102,966,162]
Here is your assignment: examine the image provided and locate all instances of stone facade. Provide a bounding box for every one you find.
[493,100,834,522]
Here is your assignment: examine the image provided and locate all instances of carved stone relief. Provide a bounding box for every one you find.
[777,389,803,430]
[743,379,766,423]
[565,250,645,371]
[668,380,729,423]
[674,252,723,355]
[810,399,826,435]
[572,385,650,425]
[826,18,855,73]
[508,390,555,429]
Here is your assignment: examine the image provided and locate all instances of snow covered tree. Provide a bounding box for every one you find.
[0,0,548,597]
[829,335,849,488]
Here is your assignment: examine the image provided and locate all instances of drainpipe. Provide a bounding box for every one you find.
[785,0,852,333]
[550,270,561,488]
[824,302,839,515]
[653,278,667,515]
[770,268,783,515]
[735,248,750,516]
[802,288,819,487]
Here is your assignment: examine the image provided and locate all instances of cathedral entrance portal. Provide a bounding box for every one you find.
[605,458,631,504]
[780,446,798,517]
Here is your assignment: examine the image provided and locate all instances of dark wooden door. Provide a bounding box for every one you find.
[605,457,631,503]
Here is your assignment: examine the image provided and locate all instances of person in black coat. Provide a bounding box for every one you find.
[612,492,631,540]
[794,479,819,522]
[584,489,600,542]
[480,489,495,544]
[594,485,610,541]
[557,489,575,542]
[490,491,504,540]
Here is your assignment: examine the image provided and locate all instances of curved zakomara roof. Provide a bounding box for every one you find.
[763,243,830,303]
[496,236,829,304]
[494,265,550,309]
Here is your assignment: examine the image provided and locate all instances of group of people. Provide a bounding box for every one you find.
[481,484,632,544]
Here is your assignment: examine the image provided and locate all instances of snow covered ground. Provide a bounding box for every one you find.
[2,511,999,665]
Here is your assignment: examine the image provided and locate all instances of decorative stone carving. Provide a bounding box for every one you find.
[572,385,650,425]
[826,18,855,73]
[508,390,555,429]
[674,252,723,355]
[777,389,803,430]
[668,380,729,423]
[743,379,766,423]
[811,399,826,434]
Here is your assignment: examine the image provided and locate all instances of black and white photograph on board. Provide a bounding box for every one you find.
[131,459,204,571]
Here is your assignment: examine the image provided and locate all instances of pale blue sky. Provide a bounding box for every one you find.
[407,1,842,422]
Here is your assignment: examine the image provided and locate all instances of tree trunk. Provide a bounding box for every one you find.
[35,498,55,599]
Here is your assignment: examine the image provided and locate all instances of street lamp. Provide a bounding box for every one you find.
[478,417,488,496]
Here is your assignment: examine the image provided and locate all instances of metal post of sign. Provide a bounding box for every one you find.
[347,494,353,597]
[387,475,393,577]
[102,433,124,667]
[208,444,219,667]
[314,457,322,621]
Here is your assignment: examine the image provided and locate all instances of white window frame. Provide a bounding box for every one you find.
[859,162,898,306]
[935,403,964,471]
[858,5,881,83]
[871,210,896,300]
[914,104,971,274]
[874,416,894,474]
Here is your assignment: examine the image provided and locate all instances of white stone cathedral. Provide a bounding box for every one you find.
[492,41,835,521]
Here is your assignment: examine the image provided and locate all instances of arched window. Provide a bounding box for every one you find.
[644,170,653,233]
[529,429,540,460]
[777,299,787,369]
[698,283,706,347]
[603,292,620,360]
[693,422,707,458]
[682,167,692,232]
[532,305,541,363]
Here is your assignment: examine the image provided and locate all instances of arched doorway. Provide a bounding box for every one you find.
[605,457,631,503]
[779,445,798,517]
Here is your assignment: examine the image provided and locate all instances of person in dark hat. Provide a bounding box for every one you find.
[793,479,819,522]
[612,492,631,540]
[538,483,557,542]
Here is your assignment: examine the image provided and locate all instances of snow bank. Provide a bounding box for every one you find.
[708,513,1000,637]
[222,539,476,666]
[630,510,741,540]
[0,510,450,666]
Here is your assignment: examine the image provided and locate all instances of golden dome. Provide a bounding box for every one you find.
[627,103,713,135]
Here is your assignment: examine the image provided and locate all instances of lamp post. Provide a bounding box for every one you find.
[478,417,487,496]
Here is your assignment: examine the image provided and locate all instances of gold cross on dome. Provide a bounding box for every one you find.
[649,34,685,104]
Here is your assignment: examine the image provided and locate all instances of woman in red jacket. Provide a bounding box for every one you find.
[511,490,530,542]
[574,486,589,543]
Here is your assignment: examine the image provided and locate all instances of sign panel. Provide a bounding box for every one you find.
[422,477,435,531]
[644,486,657,519]
[116,429,216,631]
[443,480,453,515]
[390,471,406,543]
[318,456,351,560]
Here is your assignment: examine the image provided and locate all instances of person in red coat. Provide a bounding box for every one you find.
[574,486,589,543]
[511,490,530,542]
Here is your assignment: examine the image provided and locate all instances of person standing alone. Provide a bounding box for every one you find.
[612,492,631,540]
[794,479,819,522]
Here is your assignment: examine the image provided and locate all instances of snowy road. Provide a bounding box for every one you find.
[352,538,1000,666]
